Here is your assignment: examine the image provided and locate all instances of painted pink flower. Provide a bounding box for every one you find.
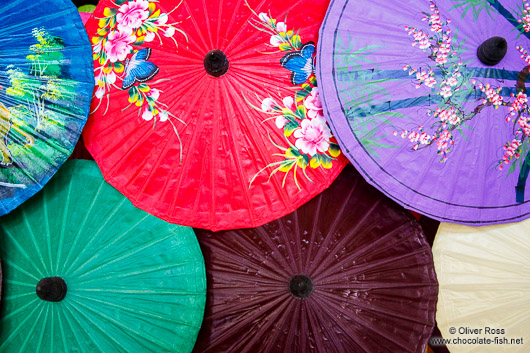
[258,13,273,25]
[274,96,295,128]
[408,131,420,143]
[159,110,169,122]
[413,30,431,49]
[141,106,154,121]
[104,29,136,62]
[518,0,530,32]
[414,69,436,88]
[142,106,168,122]
[517,45,530,64]
[93,40,103,55]
[155,13,168,25]
[282,96,294,110]
[446,76,458,87]
[94,70,116,99]
[440,85,453,99]
[270,96,294,129]
[436,130,453,154]
[502,139,521,164]
[95,70,103,86]
[141,90,163,121]
[276,22,287,33]
[95,85,105,99]
[293,117,331,156]
[509,92,528,117]
[276,116,288,129]
[163,27,175,37]
[518,115,530,136]
[435,107,460,125]
[145,31,155,42]
[427,1,443,32]
[106,71,117,84]
[261,97,277,112]
[479,84,503,107]
[270,35,284,47]
[147,88,160,101]
[117,0,149,32]
[304,87,324,119]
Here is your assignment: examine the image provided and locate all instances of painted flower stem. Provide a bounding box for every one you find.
[516,150,530,202]
[416,101,494,151]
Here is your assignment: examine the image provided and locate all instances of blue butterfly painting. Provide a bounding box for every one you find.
[280,42,315,85]
[122,48,159,90]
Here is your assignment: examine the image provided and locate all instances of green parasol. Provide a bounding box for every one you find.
[0,160,206,353]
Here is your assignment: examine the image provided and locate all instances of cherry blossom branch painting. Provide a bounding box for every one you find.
[393,0,530,202]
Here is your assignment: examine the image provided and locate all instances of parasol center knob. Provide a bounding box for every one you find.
[36,277,67,302]
[477,36,508,66]
[204,49,229,77]
[289,274,314,299]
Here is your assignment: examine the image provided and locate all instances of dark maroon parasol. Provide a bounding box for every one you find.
[194,165,438,353]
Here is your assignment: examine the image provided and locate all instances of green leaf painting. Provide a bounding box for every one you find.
[448,0,496,20]
[334,34,404,158]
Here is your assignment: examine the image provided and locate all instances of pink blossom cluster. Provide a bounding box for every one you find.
[477,83,503,107]
[404,26,431,50]
[439,85,451,98]
[403,65,437,88]
[422,1,444,33]
[517,45,530,65]
[518,0,530,32]
[499,139,522,169]
[404,0,458,102]
[507,92,530,136]
[393,123,454,162]
[417,1,455,65]
[518,114,530,136]
[445,75,459,87]
[431,106,461,126]
[436,130,454,162]
[508,92,528,118]
[433,33,454,64]
[495,49,530,169]
[437,62,462,99]
[393,126,432,150]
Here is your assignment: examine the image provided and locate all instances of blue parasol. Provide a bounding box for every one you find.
[0,0,93,215]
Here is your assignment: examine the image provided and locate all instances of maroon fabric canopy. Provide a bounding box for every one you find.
[194,165,438,353]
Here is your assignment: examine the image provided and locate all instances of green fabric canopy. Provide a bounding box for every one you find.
[0,160,206,353]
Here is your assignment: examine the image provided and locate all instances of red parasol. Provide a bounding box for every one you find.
[193,165,438,353]
[83,0,347,230]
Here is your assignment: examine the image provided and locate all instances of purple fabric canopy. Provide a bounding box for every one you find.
[317,0,530,225]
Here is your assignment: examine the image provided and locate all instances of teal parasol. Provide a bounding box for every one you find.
[0,160,206,353]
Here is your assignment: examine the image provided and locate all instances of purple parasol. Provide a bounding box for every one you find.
[317,0,530,225]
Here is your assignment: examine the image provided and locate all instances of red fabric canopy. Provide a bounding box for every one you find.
[83,0,347,230]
